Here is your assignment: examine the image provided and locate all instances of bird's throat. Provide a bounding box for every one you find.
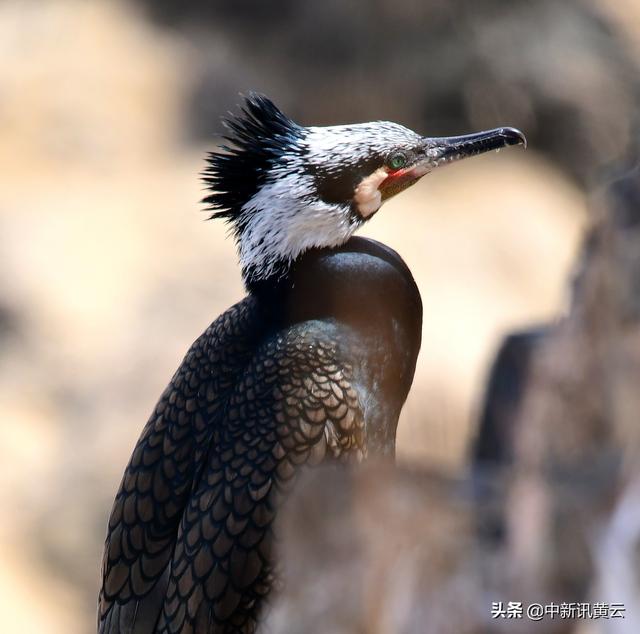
[353,168,387,218]
[353,166,424,217]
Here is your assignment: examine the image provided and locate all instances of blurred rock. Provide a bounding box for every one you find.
[264,463,487,634]
[487,147,640,621]
[264,462,591,634]
[471,142,640,480]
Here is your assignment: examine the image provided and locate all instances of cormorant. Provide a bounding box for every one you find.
[98,95,525,633]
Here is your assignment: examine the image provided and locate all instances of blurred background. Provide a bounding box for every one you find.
[1,1,639,632]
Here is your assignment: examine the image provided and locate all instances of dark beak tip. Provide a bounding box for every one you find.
[500,127,527,149]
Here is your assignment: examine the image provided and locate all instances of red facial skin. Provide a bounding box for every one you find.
[380,166,408,186]
[379,165,426,200]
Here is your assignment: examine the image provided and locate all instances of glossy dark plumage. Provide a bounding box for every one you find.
[98,237,422,633]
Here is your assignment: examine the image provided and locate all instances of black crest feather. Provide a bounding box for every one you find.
[203,94,304,227]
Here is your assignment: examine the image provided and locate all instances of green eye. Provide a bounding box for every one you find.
[388,152,407,170]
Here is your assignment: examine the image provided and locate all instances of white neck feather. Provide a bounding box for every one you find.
[238,171,360,281]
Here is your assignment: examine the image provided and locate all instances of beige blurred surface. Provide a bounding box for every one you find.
[0,1,605,631]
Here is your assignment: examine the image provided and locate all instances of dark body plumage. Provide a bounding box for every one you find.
[98,237,422,633]
[99,93,525,634]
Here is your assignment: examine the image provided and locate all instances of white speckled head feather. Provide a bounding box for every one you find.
[204,94,526,289]
[304,122,421,165]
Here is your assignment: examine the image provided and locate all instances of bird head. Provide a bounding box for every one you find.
[204,94,525,290]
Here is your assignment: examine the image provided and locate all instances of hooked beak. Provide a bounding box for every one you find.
[380,127,526,199]
[416,127,527,175]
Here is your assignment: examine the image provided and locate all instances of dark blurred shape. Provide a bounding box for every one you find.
[134,0,297,27]
[470,326,551,547]
[0,303,19,343]
[472,326,550,467]
[609,158,640,230]
[604,146,640,321]
[131,0,639,185]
